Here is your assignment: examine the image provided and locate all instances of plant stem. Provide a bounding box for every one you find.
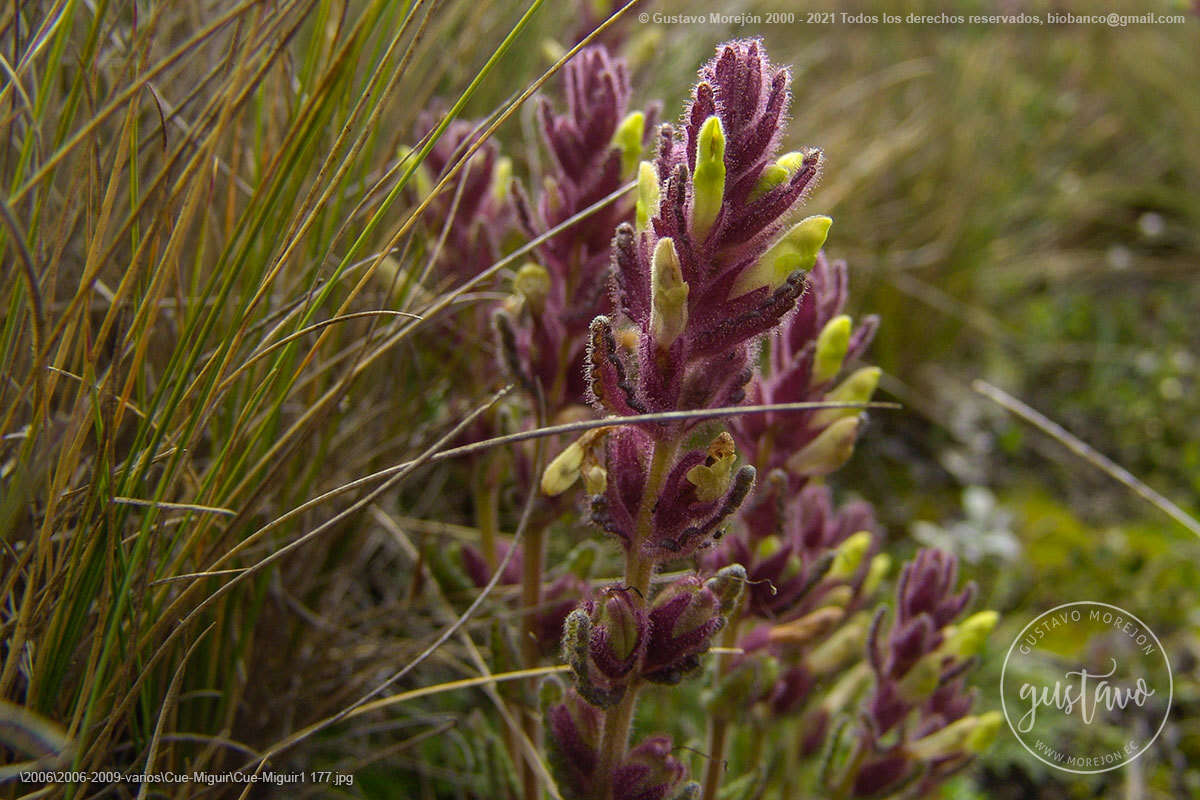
[701,718,729,800]
[701,616,742,800]
[747,721,766,775]
[594,437,677,799]
[831,733,868,800]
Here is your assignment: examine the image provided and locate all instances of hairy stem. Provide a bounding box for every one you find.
[594,437,677,799]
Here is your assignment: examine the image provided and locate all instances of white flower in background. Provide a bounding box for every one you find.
[912,486,1021,564]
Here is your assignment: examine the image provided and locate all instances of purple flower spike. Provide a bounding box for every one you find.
[896,549,976,632]
[857,550,979,731]
[732,253,881,482]
[678,40,810,247]
[591,39,827,434]
[544,683,699,800]
[505,45,656,411]
[848,678,992,798]
[848,546,989,790]
[412,112,512,283]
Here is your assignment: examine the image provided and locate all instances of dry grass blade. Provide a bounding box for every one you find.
[218,310,422,390]
[0,700,73,779]
[0,199,46,409]
[110,498,235,516]
[136,624,214,800]
[973,379,1200,539]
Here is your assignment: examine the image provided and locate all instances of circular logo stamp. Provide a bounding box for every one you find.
[1001,601,1172,774]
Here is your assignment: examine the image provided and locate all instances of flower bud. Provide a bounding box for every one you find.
[613,111,646,175]
[780,552,804,583]
[750,150,815,200]
[543,174,563,215]
[785,416,861,477]
[939,610,999,660]
[636,160,660,231]
[756,535,783,561]
[590,589,647,675]
[862,553,892,597]
[749,163,789,200]
[685,432,737,502]
[895,651,942,703]
[731,215,831,297]
[828,530,873,581]
[650,237,689,349]
[821,585,855,608]
[704,563,747,615]
[811,366,882,428]
[543,441,585,498]
[582,461,607,495]
[491,155,512,204]
[563,588,649,708]
[655,579,719,641]
[905,711,1003,761]
[812,314,852,384]
[541,427,611,496]
[768,606,844,647]
[965,710,1004,754]
[642,576,725,684]
[690,115,726,240]
[513,262,551,313]
[562,608,591,678]
[807,612,871,675]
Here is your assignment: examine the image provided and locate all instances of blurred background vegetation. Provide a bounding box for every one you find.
[1,0,1196,797]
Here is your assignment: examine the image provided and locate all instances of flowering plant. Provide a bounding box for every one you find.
[416,35,999,800]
